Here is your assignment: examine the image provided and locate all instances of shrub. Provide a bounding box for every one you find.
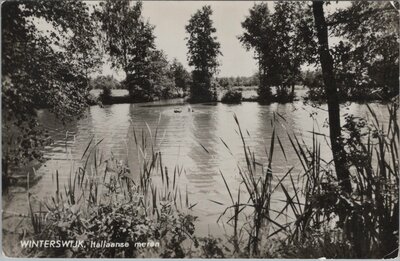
[221,90,242,104]
[85,93,100,106]
[99,86,112,102]
[90,75,120,102]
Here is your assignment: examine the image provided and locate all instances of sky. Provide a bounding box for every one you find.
[92,1,350,80]
[98,1,268,79]
[141,1,262,78]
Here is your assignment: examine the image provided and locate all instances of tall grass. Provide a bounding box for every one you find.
[130,121,186,216]
[218,113,290,257]
[25,121,192,257]
[272,101,399,258]
[217,101,398,258]
[24,100,398,258]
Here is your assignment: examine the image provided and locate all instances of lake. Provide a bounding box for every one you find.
[35,100,391,235]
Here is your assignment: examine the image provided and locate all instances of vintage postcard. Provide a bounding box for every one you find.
[2,0,398,258]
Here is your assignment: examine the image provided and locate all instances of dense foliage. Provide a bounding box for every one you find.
[2,0,101,191]
[90,75,121,102]
[300,2,399,102]
[240,2,399,103]
[239,2,315,103]
[170,59,192,93]
[90,75,121,90]
[95,0,188,101]
[329,1,399,101]
[221,90,242,104]
[185,6,221,102]
[95,0,155,99]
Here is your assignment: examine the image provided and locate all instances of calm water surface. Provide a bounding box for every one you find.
[36,100,391,235]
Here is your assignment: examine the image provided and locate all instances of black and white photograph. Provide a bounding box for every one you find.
[1,0,399,258]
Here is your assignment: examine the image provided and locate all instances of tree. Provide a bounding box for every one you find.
[90,75,121,90]
[312,1,352,195]
[310,0,399,192]
[170,58,191,93]
[185,5,221,102]
[95,0,156,97]
[239,3,273,101]
[64,12,103,92]
[146,50,176,99]
[329,2,399,100]
[302,2,399,101]
[272,2,316,101]
[2,0,100,190]
[240,2,315,102]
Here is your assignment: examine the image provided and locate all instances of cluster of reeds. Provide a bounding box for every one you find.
[340,102,399,258]
[281,102,398,258]
[25,99,398,258]
[130,121,189,216]
[217,101,398,258]
[217,113,291,257]
[25,121,195,257]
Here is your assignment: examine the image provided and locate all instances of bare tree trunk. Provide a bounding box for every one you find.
[312,1,352,194]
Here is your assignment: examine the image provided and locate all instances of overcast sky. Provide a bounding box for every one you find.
[99,1,270,79]
[95,1,350,79]
[142,1,263,77]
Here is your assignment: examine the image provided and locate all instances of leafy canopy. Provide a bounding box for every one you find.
[185,5,221,102]
[185,5,221,75]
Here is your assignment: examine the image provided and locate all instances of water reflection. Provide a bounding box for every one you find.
[36,100,391,235]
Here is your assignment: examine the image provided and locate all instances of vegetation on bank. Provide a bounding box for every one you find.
[185,6,221,103]
[3,1,397,188]
[221,89,242,104]
[16,99,398,258]
[23,128,202,258]
[92,1,399,105]
[2,0,100,194]
[2,1,398,258]
[238,1,398,104]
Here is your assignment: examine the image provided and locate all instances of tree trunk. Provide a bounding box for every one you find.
[312,1,352,194]
[290,83,295,101]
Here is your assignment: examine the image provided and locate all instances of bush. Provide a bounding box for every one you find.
[85,93,100,106]
[90,75,120,102]
[99,86,112,102]
[221,89,242,104]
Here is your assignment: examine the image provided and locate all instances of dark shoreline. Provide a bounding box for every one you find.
[93,95,396,107]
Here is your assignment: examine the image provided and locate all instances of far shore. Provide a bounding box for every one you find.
[89,86,391,106]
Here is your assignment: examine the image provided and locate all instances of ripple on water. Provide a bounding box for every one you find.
[35,100,391,236]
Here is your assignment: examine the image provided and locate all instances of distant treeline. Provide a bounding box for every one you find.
[216,75,259,88]
[2,0,398,191]
[89,57,192,102]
